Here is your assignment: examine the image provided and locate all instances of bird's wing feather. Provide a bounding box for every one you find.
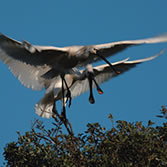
[0,46,51,90]
[0,33,68,66]
[1,33,167,69]
[70,50,163,98]
[92,34,167,59]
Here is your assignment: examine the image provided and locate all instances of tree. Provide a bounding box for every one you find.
[3,106,167,166]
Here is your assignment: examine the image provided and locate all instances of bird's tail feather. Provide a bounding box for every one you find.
[35,92,54,118]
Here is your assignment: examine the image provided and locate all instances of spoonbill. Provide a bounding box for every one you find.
[0,33,167,70]
[1,33,167,106]
[0,39,164,134]
[32,50,163,119]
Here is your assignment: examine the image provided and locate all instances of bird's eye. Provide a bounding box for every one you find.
[91,48,97,54]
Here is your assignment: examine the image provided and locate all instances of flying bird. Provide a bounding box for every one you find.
[0,33,167,73]
[0,35,164,134]
[1,33,167,106]
[33,50,163,118]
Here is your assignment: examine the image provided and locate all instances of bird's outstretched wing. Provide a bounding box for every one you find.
[1,33,167,69]
[70,50,164,98]
[92,34,167,58]
[0,33,70,90]
[0,33,68,66]
[0,35,53,90]
[0,53,49,90]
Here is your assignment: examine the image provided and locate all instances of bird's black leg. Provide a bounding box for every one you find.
[61,76,66,119]
[60,76,74,135]
[62,77,72,108]
[52,100,59,121]
[53,100,73,135]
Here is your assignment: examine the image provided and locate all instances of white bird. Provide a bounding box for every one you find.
[34,50,163,118]
[0,37,164,133]
[0,33,167,80]
[1,33,167,105]
[0,33,166,116]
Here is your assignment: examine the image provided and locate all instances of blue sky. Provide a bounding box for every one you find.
[0,0,167,164]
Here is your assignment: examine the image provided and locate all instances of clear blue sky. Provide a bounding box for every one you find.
[0,0,167,164]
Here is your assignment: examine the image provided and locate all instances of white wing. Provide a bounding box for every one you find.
[93,34,167,58]
[70,50,164,98]
[0,33,71,90]
[0,47,51,90]
[0,33,68,67]
[1,33,167,70]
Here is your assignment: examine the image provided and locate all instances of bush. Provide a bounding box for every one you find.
[3,106,167,166]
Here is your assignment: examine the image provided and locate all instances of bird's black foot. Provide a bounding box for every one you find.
[61,107,74,135]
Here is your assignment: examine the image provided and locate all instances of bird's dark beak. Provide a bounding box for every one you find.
[89,94,95,104]
[94,48,121,74]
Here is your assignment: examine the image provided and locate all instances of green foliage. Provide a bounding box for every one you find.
[3,106,167,167]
